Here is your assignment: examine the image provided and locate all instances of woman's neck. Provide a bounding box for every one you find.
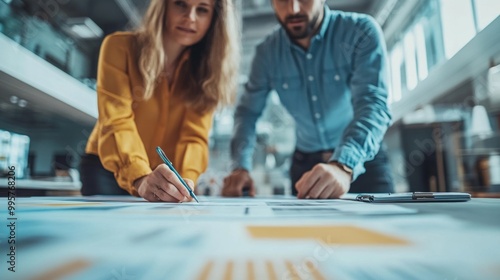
[163,38,186,72]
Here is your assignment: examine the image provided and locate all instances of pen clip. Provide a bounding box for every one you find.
[412,192,434,200]
[356,194,374,202]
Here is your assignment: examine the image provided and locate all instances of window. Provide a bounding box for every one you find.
[423,0,445,71]
[390,43,404,103]
[440,0,476,59]
[403,31,418,90]
[414,22,428,81]
[474,0,500,31]
[387,0,494,103]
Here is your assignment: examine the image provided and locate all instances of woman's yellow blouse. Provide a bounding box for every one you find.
[86,32,213,196]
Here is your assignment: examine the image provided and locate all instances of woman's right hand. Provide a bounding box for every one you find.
[134,164,193,202]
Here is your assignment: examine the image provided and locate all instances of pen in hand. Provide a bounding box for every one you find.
[156,146,199,203]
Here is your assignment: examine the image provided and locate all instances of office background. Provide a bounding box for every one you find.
[0,0,499,196]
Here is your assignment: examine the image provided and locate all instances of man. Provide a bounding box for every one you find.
[222,0,394,199]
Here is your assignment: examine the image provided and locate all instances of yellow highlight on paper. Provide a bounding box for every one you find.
[247,225,408,245]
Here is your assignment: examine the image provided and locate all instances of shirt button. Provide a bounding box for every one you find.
[282,83,288,89]
[306,53,313,60]
[312,95,318,101]
[335,75,340,81]
[308,76,314,81]
[315,113,321,119]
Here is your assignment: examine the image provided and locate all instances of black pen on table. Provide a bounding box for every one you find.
[156,146,199,203]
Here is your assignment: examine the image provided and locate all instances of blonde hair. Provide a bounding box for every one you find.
[136,0,240,112]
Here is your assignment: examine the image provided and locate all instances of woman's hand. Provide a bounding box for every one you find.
[134,164,194,202]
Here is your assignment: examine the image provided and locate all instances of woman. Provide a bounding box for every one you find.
[80,0,239,202]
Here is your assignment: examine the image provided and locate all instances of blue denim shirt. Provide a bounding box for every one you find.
[232,7,392,180]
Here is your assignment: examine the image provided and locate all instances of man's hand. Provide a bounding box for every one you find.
[221,169,256,197]
[295,163,351,199]
[134,165,194,202]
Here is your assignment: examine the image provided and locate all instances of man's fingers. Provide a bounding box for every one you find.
[233,176,247,196]
[330,185,345,199]
[318,183,336,199]
[306,175,330,199]
[295,172,309,198]
[296,163,351,200]
[221,175,234,197]
[249,181,256,197]
[223,183,242,197]
[222,171,255,197]
[222,187,238,197]
[296,171,320,199]
[223,174,244,197]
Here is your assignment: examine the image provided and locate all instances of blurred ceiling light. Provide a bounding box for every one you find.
[470,105,493,137]
[9,95,18,104]
[488,64,500,99]
[2,0,12,4]
[18,99,28,108]
[64,18,103,39]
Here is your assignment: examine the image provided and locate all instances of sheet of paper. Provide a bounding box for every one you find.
[5,196,500,280]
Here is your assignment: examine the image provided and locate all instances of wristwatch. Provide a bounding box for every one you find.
[329,161,353,177]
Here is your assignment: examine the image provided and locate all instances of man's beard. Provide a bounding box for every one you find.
[279,12,321,40]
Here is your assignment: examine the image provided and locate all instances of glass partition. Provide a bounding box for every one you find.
[0,1,96,89]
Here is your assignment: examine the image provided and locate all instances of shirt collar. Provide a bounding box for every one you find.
[317,5,332,39]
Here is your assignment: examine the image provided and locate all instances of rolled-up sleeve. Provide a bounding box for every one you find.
[96,35,151,196]
[231,43,272,171]
[332,16,392,180]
